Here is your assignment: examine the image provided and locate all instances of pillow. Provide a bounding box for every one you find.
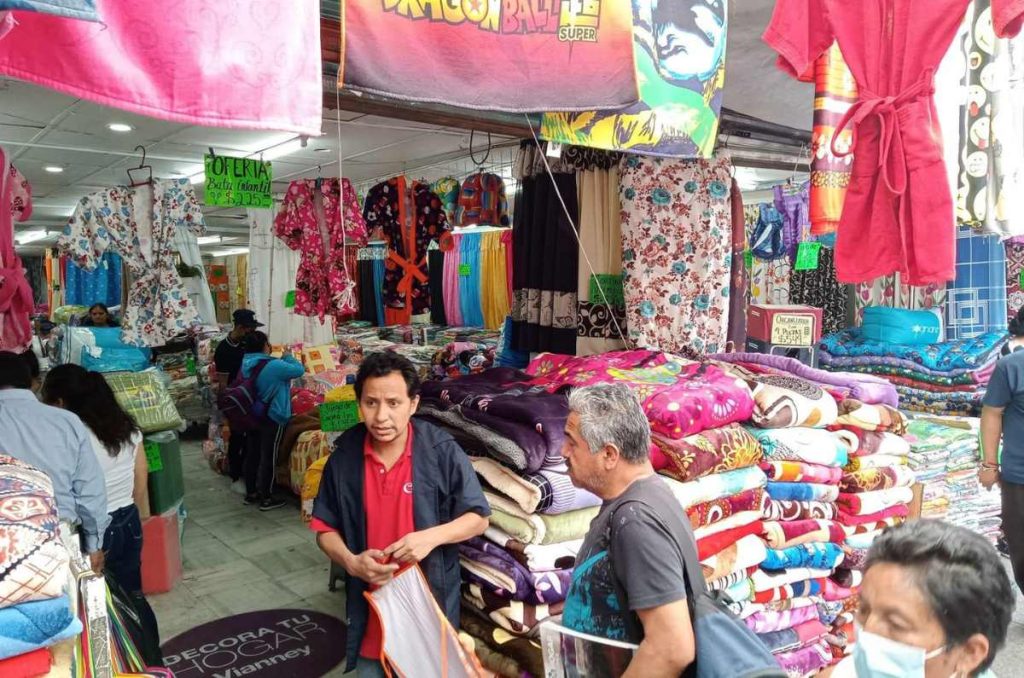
[861,307,942,345]
[302,344,338,374]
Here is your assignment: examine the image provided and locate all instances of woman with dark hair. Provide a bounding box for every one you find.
[824,520,1013,678]
[1001,307,1024,356]
[81,302,119,328]
[240,330,304,511]
[41,365,151,588]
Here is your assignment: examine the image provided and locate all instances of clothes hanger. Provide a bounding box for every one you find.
[468,130,492,175]
[127,145,153,186]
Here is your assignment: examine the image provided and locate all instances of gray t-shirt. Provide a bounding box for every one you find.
[562,474,696,642]
[983,351,1024,484]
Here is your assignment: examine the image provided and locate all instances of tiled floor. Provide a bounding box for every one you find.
[150,439,351,677]
[156,440,1024,676]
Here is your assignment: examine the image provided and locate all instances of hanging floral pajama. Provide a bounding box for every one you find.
[275,178,368,322]
[59,178,205,347]
[0,151,33,352]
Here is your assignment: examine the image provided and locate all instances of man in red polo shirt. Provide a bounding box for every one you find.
[310,352,490,677]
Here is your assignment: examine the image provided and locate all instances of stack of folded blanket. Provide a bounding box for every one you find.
[742,426,851,676]
[819,329,1006,416]
[905,419,1002,543]
[0,456,81,670]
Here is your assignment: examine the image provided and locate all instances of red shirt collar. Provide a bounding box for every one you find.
[363,423,414,460]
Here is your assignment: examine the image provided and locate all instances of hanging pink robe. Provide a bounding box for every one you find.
[0,149,33,352]
[764,0,1024,285]
[275,178,368,323]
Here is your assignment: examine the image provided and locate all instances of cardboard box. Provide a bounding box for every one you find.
[747,305,823,346]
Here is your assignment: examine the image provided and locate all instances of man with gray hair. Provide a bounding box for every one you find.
[560,383,696,677]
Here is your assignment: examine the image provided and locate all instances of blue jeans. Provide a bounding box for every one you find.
[355,658,388,678]
[103,504,143,592]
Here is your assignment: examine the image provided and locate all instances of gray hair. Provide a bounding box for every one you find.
[567,383,651,464]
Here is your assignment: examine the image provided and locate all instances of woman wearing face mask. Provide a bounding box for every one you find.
[825,520,1013,678]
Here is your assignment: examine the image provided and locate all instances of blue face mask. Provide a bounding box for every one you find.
[853,625,946,678]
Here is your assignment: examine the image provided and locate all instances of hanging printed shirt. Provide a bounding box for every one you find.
[455,173,510,228]
[275,178,368,323]
[431,177,460,223]
[363,177,451,321]
[59,178,204,347]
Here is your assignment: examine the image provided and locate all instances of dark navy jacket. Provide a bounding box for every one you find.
[312,418,490,671]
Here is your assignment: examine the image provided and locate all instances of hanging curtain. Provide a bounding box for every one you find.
[443,233,464,327]
[172,223,217,325]
[458,232,484,327]
[955,0,1024,237]
[727,179,748,350]
[64,252,122,307]
[1006,240,1024,319]
[789,247,848,335]
[619,155,733,356]
[246,207,334,346]
[480,231,510,330]
[428,247,446,326]
[510,144,579,355]
[574,161,626,356]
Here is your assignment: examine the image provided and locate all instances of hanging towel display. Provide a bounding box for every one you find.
[59,178,203,347]
[809,43,857,237]
[510,145,579,355]
[619,155,733,355]
[443,233,464,328]
[363,177,451,325]
[455,173,510,228]
[0,0,321,135]
[339,0,637,113]
[764,0,1024,284]
[275,178,368,322]
[64,252,121,308]
[0,150,33,352]
[541,0,728,158]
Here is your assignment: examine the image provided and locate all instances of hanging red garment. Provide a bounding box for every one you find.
[764,0,1024,285]
[0,149,33,352]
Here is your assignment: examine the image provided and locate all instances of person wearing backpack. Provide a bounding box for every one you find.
[560,384,783,678]
[239,331,305,511]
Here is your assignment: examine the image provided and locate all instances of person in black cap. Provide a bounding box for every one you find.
[214,309,264,493]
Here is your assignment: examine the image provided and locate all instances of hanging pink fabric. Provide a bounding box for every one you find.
[0,148,33,352]
[0,0,322,135]
[442,233,463,327]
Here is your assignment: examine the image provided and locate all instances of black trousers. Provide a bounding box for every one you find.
[1003,480,1024,595]
[244,419,284,499]
[227,430,247,481]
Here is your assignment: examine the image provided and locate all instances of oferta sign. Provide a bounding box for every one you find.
[203,155,273,208]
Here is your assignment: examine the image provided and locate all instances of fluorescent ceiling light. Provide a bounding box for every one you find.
[187,136,305,184]
[44,166,64,173]
[15,231,49,244]
[313,147,332,153]
[208,247,249,257]
[108,122,134,133]
[197,235,223,245]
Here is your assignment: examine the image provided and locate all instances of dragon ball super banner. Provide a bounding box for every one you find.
[541,0,727,158]
[339,0,639,112]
